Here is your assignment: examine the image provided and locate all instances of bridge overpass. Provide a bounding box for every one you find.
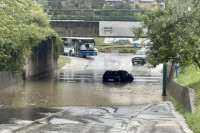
[47,9,147,37]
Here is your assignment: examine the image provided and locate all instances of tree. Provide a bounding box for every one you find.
[115,2,132,10]
[133,0,200,68]
[48,0,63,9]
[35,0,48,8]
[62,0,91,9]
[0,0,59,74]
[104,2,133,10]
[91,0,105,9]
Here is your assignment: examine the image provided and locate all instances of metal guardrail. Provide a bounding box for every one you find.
[44,9,145,21]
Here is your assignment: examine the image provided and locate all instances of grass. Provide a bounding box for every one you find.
[97,47,140,53]
[96,44,141,53]
[94,38,104,46]
[173,64,200,133]
[169,96,188,115]
[57,56,71,69]
[94,37,142,53]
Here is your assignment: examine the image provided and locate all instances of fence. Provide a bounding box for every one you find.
[45,9,145,21]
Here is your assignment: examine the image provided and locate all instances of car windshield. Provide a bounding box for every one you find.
[135,51,146,55]
[124,71,129,76]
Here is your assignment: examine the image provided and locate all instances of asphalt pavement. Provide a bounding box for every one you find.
[2,102,192,133]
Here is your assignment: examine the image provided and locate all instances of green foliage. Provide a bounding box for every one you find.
[38,0,135,10]
[133,0,200,68]
[54,36,64,60]
[177,65,200,87]
[174,64,200,133]
[104,2,133,10]
[119,48,128,53]
[169,96,188,114]
[57,56,70,69]
[0,0,54,74]
[91,0,105,9]
[94,38,104,46]
[62,0,91,9]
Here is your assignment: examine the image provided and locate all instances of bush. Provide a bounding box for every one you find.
[0,0,55,74]
[54,36,64,60]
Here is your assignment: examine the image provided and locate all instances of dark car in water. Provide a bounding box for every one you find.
[103,70,134,82]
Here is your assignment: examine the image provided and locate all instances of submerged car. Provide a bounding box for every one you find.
[103,70,134,82]
[132,50,147,64]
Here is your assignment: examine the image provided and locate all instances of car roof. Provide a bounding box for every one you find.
[137,49,146,52]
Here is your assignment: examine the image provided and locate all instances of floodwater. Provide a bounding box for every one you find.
[0,53,163,109]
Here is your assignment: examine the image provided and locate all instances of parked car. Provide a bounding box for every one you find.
[141,46,151,52]
[103,38,114,44]
[114,39,131,44]
[64,47,74,56]
[103,70,134,82]
[94,48,98,55]
[132,50,147,65]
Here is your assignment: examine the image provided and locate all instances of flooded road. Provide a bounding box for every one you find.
[0,53,193,133]
[0,53,163,108]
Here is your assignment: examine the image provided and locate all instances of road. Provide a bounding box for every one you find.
[0,53,193,133]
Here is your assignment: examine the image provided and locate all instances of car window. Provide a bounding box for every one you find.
[135,51,146,55]
[105,71,110,76]
[125,71,129,76]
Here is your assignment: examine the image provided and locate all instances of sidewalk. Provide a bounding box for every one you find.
[8,102,193,133]
[61,56,89,70]
[125,102,193,133]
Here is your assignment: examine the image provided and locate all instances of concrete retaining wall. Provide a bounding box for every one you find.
[23,38,54,79]
[0,71,23,90]
[167,64,196,113]
[0,38,57,90]
[167,81,196,113]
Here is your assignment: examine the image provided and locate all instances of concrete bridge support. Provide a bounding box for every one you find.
[51,21,99,37]
[50,20,147,37]
[23,38,55,79]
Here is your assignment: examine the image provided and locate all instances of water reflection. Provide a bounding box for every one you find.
[0,69,162,109]
[0,108,61,124]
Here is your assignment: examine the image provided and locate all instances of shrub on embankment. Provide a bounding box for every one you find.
[0,0,63,74]
[174,65,200,132]
[57,56,71,69]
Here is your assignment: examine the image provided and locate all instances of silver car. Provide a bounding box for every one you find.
[132,50,147,64]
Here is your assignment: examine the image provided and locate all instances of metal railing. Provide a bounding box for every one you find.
[45,9,145,21]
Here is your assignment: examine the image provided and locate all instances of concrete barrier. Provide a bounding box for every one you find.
[0,38,57,90]
[23,38,55,79]
[0,71,23,90]
[167,64,196,113]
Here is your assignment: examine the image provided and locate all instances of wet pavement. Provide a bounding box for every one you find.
[2,102,192,133]
[0,53,193,133]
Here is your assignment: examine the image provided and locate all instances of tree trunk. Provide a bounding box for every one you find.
[167,62,175,85]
